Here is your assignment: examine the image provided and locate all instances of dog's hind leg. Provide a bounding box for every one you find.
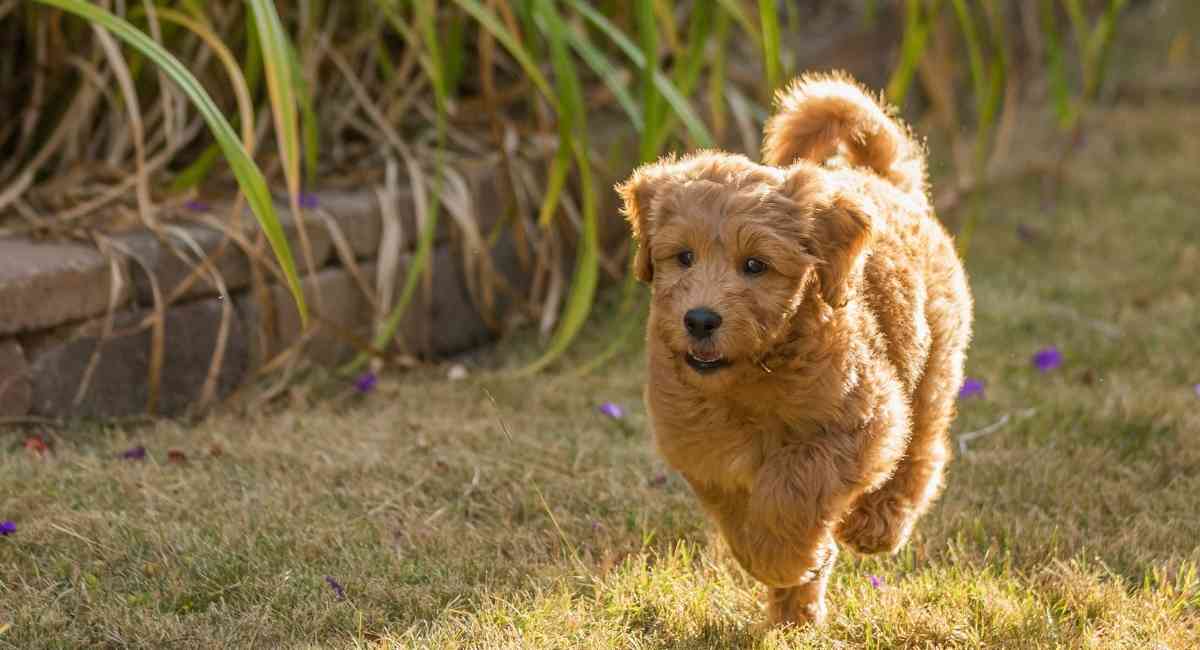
[835,411,950,555]
[837,281,971,555]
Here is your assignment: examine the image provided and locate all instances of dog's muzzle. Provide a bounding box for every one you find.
[684,307,722,340]
[685,349,730,373]
[682,308,729,373]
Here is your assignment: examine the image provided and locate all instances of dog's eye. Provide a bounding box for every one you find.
[676,250,695,268]
[743,257,768,275]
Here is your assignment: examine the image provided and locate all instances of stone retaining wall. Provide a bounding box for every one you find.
[0,162,548,419]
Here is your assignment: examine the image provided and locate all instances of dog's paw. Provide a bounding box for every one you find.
[766,586,828,628]
[836,494,913,555]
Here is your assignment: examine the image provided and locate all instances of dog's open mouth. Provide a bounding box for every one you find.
[686,350,731,373]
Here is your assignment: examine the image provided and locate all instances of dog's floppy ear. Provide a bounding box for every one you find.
[811,193,873,306]
[782,166,873,306]
[616,161,675,283]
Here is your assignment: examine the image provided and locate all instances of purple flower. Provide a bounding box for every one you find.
[597,402,624,419]
[1032,346,1063,372]
[324,576,346,600]
[299,192,319,210]
[354,372,378,394]
[1016,223,1037,243]
[0,521,14,536]
[120,445,147,460]
[959,378,985,399]
[868,575,882,589]
[649,472,668,487]
[183,199,210,212]
[1194,384,1200,398]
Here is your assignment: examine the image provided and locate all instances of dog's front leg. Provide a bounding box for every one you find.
[683,477,784,581]
[748,443,859,545]
[748,409,911,561]
[737,442,867,626]
[684,474,830,588]
[684,474,838,626]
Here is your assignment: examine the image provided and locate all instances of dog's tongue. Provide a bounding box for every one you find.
[689,349,722,363]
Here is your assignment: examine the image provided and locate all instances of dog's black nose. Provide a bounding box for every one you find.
[684,308,722,339]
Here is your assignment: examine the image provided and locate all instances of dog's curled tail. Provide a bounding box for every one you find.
[762,72,927,199]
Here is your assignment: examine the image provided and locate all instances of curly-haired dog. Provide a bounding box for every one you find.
[617,72,973,626]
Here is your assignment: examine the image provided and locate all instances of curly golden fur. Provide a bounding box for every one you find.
[617,72,973,627]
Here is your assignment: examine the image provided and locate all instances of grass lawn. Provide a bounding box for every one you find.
[3,98,1200,648]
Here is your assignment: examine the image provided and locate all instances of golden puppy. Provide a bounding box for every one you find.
[617,72,973,626]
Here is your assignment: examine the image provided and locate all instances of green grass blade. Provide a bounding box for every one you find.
[886,0,932,106]
[242,9,264,96]
[1083,0,1129,100]
[287,41,320,186]
[515,0,598,376]
[370,1,445,108]
[293,3,320,186]
[361,174,440,373]
[125,5,258,191]
[975,57,1006,167]
[713,0,761,49]
[1040,0,1075,130]
[708,7,731,143]
[516,140,598,377]
[445,0,556,103]
[645,0,714,155]
[170,143,222,192]
[353,0,449,373]
[636,0,664,162]
[757,0,783,96]
[1062,0,1090,62]
[950,0,988,108]
[248,0,302,201]
[565,0,714,148]
[442,10,469,97]
[179,0,206,18]
[975,1,1010,167]
[537,146,572,229]
[416,0,448,109]
[865,0,880,26]
[555,19,644,133]
[510,1,542,62]
[579,1,717,371]
[677,2,714,97]
[33,0,307,324]
[572,297,646,377]
[652,0,680,55]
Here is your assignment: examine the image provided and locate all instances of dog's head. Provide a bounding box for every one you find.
[617,152,872,388]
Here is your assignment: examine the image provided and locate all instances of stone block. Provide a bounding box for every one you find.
[115,203,334,305]
[267,264,386,367]
[118,224,253,303]
[240,239,509,368]
[312,183,468,261]
[0,339,31,417]
[0,237,131,335]
[458,158,509,237]
[274,203,335,273]
[27,298,247,418]
[423,244,495,356]
[309,190,385,260]
[315,158,515,261]
[241,262,394,369]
